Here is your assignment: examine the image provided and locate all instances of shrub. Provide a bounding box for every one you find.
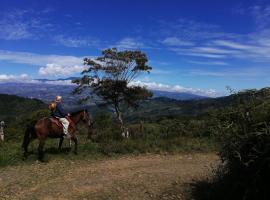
[209,90,270,200]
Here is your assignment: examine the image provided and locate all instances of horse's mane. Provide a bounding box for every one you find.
[70,109,88,116]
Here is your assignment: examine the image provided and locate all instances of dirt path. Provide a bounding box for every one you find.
[0,153,219,200]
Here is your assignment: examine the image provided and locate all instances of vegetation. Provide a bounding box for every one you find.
[193,88,270,200]
[0,94,46,123]
[73,48,153,135]
[2,85,270,200]
[0,109,217,167]
[0,92,218,167]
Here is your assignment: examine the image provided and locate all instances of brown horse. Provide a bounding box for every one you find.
[22,109,93,161]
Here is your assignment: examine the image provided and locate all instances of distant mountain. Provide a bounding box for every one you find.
[0,82,209,103]
[0,82,78,105]
[153,90,207,100]
[35,77,78,82]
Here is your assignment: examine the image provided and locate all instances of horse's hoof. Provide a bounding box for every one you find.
[37,159,47,163]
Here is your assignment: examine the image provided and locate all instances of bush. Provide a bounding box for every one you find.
[208,90,270,200]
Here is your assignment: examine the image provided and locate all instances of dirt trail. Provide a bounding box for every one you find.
[0,153,219,200]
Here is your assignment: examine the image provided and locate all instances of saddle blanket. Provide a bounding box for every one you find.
[50,117,73,128]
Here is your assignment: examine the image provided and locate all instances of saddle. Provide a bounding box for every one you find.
[50,117,73,128]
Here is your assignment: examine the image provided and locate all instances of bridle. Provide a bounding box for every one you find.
[83,110,92,127]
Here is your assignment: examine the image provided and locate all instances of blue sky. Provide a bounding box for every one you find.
[0,0,270,96]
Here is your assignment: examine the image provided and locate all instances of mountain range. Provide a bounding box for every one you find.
[1,86,269,123]
[0,80,208,105]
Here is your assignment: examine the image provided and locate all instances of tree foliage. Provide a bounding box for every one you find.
[73,48,153,133]
[208,88,270,200]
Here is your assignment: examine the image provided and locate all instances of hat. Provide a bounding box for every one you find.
[55,95,62,102]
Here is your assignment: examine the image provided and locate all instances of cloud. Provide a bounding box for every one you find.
[115,37,145,49]
[250,5,270,30]
[0,49,92,77]
[54,35,100,48]
[161,37,194,46]
[189,67,270,78]
[171,48,227,58]
[0,10,32,40]
[39,63,86,76]
[130,80,220,97]
[0,74,29,82]
[0,49,85,66]
[159,18,238,41]
[157,9,270,63]
[213,40,254,50]
[188,60,229,66]
[0,9,53,40]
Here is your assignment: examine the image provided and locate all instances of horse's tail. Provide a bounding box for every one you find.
[22,120,37,151]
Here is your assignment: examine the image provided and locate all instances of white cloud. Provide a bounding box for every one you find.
[250,5,270,30]
[0,50,85,66]
[0,11,32,40]
[0,49,93,77]
[0,9,53,40]
[0,74,29,82]
[39,63,86,76]
[54,35,100,48]
[161,37,194,46]
[189,67,270,78]
[157,11,270,63]
[213,40,254,50]
[115,37,145,49]
[188,60,229,66]
[175,50,227,58]
[130,80,220,97]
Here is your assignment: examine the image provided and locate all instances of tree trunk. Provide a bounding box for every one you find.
[114,105,128,138]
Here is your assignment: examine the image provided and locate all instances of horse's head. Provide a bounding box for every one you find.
[70,109,93,128]
[81,110,93,127]
[69,109,94,139]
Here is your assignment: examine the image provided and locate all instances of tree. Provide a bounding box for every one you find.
[73,48,153,136]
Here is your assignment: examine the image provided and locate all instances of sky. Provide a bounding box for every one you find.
[0,0,270,97]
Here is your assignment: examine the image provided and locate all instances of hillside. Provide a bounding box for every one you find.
[124,96,232,121]
[1,87,269,123]
[0,94,46,122]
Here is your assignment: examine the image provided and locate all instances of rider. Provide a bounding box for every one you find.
[51,96,70,138]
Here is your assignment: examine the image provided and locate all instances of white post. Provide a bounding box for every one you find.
[0,121,5,142]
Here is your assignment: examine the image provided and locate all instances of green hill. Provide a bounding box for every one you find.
[124,87,270,122]
[0,94,47,123]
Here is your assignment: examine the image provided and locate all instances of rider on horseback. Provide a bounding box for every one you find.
[51,96,70,138]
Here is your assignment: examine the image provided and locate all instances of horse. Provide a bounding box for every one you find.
[22,109,94,161]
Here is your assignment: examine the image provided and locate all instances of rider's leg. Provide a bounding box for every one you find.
[59,118,70,136]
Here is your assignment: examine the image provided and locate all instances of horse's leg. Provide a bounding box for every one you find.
[69,139,72,148]
[58,137,64,151]
[71,136,78,155]
[23,137,34,159]
[38,139,45,161]
[22,125,35,158]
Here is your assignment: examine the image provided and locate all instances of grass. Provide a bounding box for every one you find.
[0,135,219,168]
